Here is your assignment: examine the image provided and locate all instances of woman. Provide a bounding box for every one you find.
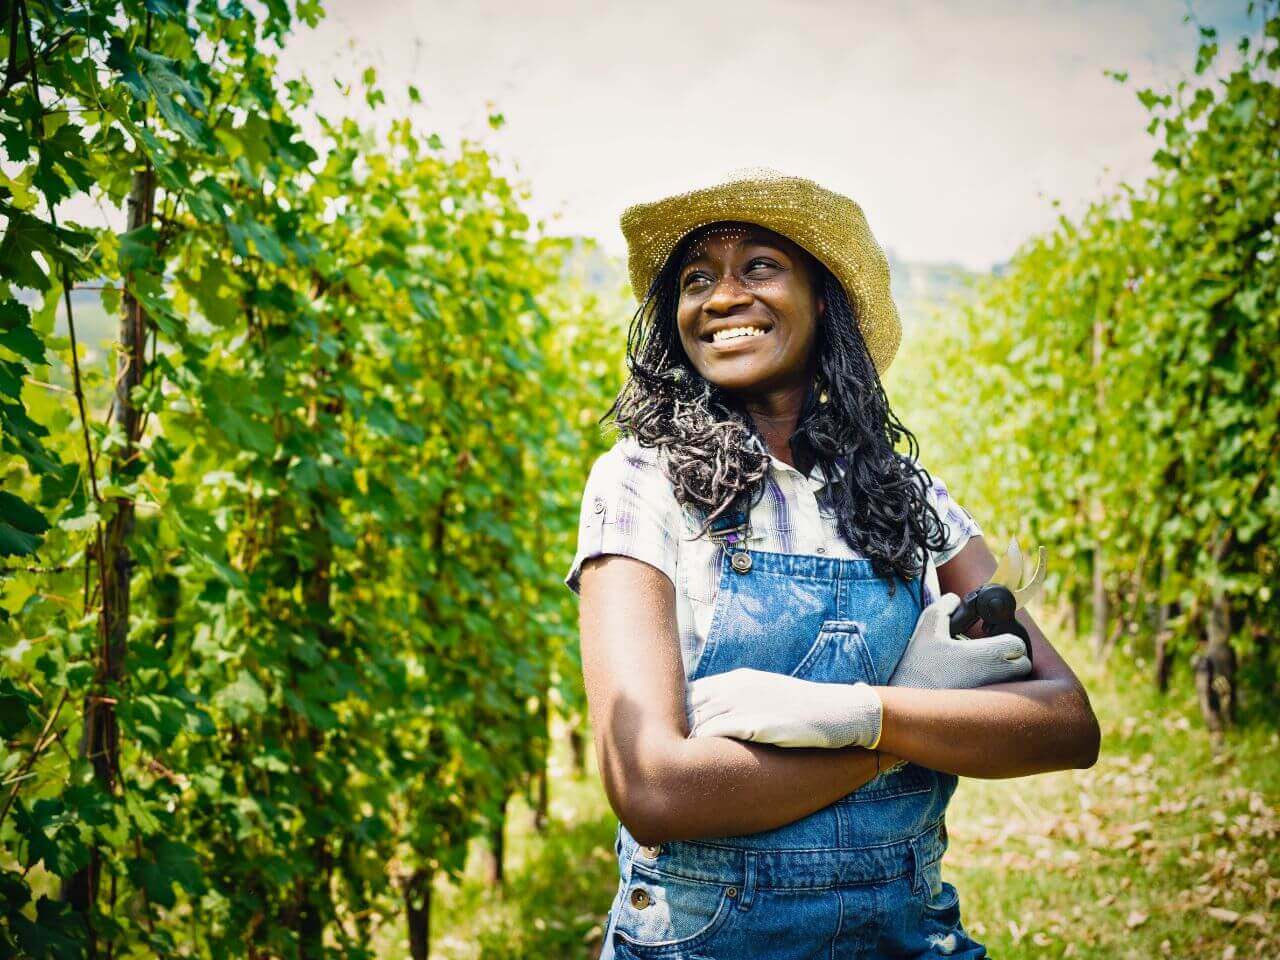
[565,168,1100,959]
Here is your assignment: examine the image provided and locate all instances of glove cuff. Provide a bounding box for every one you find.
[848,682,883,750]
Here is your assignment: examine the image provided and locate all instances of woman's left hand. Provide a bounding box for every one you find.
[687,668,883,749]
[888,592,1032,689]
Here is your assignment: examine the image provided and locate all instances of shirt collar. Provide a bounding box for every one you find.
[767,453,849,491]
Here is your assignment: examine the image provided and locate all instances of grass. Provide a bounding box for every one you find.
[417,612,1279,959]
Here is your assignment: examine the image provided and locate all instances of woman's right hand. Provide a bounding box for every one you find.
[888,592,1032,690]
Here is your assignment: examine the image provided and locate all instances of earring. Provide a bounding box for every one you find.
[819,389,829,404]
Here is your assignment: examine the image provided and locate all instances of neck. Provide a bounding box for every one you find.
[743,380,813,472]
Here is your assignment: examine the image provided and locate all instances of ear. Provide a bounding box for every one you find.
[815,294,826,319]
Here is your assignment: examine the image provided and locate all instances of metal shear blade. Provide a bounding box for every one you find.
[989,537,1046,608]
[989,536,1022,591]
[1015,546,1046,607]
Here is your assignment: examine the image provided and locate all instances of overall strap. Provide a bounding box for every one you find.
[705,500,753,574]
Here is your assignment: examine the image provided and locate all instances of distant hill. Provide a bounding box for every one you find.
[14,286,117,380]
[560,239,989,330]
[884,250,985,327]
[16,244,990,369]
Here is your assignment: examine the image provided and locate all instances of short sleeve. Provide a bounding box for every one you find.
[926,473,983,568]
[563,438,681,596]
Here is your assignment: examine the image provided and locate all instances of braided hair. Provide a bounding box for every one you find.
[603,226,951,592]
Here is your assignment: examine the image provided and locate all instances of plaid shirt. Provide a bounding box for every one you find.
[565,436,983,682]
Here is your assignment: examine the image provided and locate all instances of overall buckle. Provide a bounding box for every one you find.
[708,508,752,574]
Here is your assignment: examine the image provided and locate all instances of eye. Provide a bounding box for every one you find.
[682,270,712,289]
[746,257,778,274]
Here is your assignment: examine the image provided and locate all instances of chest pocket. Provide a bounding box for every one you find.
[816,493,848,547]
[678,531,723,605]
[677,507,790,605]
[690,553,881,686]
[790,619,879,685]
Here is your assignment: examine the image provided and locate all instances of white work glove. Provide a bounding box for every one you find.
[687,668,884,749]
[889,592,1033,689]
[685,593,1033,752]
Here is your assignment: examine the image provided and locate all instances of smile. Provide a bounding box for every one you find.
[705,324,772,345]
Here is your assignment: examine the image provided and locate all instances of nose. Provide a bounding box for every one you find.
[704,272,753,316]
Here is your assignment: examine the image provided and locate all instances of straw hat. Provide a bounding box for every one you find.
[619,167,902,376]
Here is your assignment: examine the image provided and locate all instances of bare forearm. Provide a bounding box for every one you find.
[581,556,887,847]
[875,678,1100,778]
[604,733,882,846]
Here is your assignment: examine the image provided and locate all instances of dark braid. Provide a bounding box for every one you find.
[603,230,951,591]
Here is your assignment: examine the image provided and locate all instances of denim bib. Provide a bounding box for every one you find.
[599,544,987,959]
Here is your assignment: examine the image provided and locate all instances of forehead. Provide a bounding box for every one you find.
[678,221,800,265]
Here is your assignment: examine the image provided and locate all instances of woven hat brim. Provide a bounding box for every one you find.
[620,171,901,376]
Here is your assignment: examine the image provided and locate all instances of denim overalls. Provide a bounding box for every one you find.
[598,509,987,959]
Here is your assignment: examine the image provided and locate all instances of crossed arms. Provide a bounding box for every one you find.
[577,535,1101,848]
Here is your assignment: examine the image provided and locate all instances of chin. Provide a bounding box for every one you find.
[699,367,771,396]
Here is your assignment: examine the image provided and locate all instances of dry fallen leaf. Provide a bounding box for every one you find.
[1126,910,1149,929]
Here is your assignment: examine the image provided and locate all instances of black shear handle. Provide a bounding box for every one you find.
[948,583,1033,664]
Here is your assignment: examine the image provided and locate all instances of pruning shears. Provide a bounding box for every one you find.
[948,537,1047,663]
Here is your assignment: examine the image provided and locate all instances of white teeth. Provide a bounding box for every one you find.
[711,326,767,343]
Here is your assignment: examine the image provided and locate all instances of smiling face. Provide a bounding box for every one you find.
[674,221,825,399]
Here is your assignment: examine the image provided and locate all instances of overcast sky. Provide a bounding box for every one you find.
[278,0,1259,271]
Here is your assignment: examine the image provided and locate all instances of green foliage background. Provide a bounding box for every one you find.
[1,1,620,954]
[0,1,1276,958]
[889,5,1279,699]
